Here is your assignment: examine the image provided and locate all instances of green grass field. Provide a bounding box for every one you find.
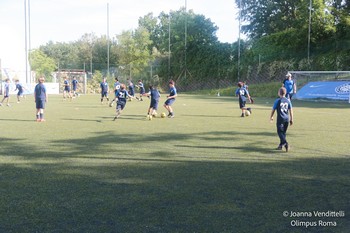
[0,94,349,233]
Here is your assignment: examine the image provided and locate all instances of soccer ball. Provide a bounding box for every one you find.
[161,112,166,118]
[245,110,251,116]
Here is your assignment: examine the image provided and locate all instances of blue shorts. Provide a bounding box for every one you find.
[64,87,70,92]
[286,93,294,100]
[17,91,23,96]
[239,99,246,109]
[117,101,126,110]
[101,91,108,98]
[164,98,175,106]
[36,99,45,109]
[150,100,159,110]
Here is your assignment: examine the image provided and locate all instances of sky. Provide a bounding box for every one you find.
[0,0,240,72]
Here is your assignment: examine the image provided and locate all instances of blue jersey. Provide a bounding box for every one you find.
[169,86,177,98]
[64,80,70,89]
[283,79,295,94]
[273,97,292,124]
[114,81,121,91]
[128,82,135,95]
[100,81,109,92]
[149,89,160,101]
[35,83,47,100]
[116,89,129,103]
[138,82,145,94]
[16,83,23,92]
[72,79,78,90]
[235,87,249,102]
[4,83,10,96]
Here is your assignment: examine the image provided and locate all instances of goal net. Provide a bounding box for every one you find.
[289,71,350,102]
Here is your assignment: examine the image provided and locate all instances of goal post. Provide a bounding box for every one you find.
[289,71,350,102]
[54,69,87,94]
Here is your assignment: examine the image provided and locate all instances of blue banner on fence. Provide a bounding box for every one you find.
[296,81,350,101]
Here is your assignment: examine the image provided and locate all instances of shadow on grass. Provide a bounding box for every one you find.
[0,132,349,233]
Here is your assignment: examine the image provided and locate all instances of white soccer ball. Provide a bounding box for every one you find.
[245,110,251,116]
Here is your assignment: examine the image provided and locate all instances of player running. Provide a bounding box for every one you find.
[135,79,145,101]
[14,80,26,103]
[72,77,79,97]
[270,87,294,152]
[109,77,121,107]
[0,79,11,107]
[113,83,134,120]
[63,77,72,100]
[128,80,135,100]
[282,73,296,100]
[163,80,177,118]
[235,82,252,117]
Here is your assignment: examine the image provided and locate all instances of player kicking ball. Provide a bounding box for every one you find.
[142,85,161,119]
[113,84,135,121]
[270,87,294,152]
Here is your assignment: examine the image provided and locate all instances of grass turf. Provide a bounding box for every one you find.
[0,94,349,232]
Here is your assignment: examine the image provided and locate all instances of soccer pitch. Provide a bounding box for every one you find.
[0,94,349,232]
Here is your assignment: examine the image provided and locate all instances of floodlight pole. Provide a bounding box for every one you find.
[24,0,28,83]
[237,0,241,82]
[168,12,171,78]
[107,2,110,77]
[184,0,187,80]
[307,0,312,68]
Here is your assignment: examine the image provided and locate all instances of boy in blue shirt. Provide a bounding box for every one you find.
[270,87,294,152]
[63,77,72,100]
[113,83,134,120]
[72,77,79,97]
[282,73,296,100]
[109,77,121,107]
[143,85,161,118]
[136,79,145,101]
[0,79,11,107]
[14,80,26,103]
[100,78,109,104]
[235,82,252,117]
[163,80,177,118]
[128,80,135,99]
[34,77,48,122]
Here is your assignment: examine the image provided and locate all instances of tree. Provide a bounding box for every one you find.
[29,49,56,81]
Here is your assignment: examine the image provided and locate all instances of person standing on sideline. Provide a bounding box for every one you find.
[270,87,294,152]
[163,80,177,118]
[282,73,296,100]
[34,77,48,122]
[235,82,252,117]
[0,79,11,107]
[100,77,109,104]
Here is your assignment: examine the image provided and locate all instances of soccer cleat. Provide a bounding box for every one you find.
[240,113,245,117]
[276,145,283,150]
[285,144,289,152]
[247,108,252,114]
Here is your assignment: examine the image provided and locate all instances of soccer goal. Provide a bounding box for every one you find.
[54,69,87,94]
[289,71,350,102]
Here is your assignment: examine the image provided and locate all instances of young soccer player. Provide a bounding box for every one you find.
[0,79,11,107]
[113,83,134,120]
[143,85,161,119]
[242,80,254,104]
[72,76,79,97]
[14,80,26,103]
[34,77,48,122]
[270,87,294,152]
[63,77,72,100]
[128,80,135,100]
[135,79,145,101]
[109,77,121,107]
[235,82,252,117]
[100,77,109,104]
[282,73,296,100]
[163,80,177,118]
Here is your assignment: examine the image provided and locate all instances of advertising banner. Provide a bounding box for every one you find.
[296,81,350,101]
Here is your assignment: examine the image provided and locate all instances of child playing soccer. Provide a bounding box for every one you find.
[113,83,134,120]
[135,79,145,101]
[100,77,109,104]
[163,80,177,118]
[72,77,79,97]
[34,77,48,122]
[143,85,161,119]
[63,77,72,100]
[0,79,11,107]
[128,80,135,99]
[109,77,121,107]
[270,87,294,152]
[282,73,296,100]
[14,80,26,103]
[235,82,252,117]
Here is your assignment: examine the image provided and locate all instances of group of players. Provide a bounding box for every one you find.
[98,77,177,121]
[235,72,296,152]
[0,78,27,107]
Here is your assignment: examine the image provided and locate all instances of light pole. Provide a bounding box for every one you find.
[308,0,312,68]
[107,2,110,77]
[237,0,242,81]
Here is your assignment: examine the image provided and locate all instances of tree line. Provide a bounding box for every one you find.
[30,1,350,89]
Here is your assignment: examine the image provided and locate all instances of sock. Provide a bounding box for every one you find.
[40,113,43,119]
